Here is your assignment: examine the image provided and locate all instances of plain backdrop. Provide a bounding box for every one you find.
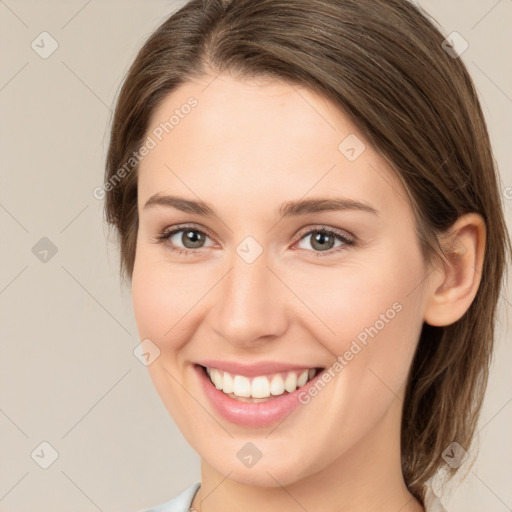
[0,1,511,511]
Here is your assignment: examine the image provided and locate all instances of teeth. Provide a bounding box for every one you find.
[251,376,270,398]
[297,369,308,387]
[222,371,234,394]
[205,367,318,399]
[270,374,285,396]
[233,375,251,397]
[210,368,223,390]
[284,372,298,393]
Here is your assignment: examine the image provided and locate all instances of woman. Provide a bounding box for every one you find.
[103,0,510,510]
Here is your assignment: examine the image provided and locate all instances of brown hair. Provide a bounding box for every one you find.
[104,0,511,502]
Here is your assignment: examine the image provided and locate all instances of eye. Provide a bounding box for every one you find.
[294,227,355,258]
[152,224,355,258]
[152,225,214,256]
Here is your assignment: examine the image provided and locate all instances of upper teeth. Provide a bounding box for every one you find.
[206,367,317,398]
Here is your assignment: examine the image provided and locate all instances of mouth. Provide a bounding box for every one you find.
[201,365,322,403]
[193,360,329,429]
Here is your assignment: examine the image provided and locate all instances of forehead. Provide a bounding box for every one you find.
[137,74,410,218]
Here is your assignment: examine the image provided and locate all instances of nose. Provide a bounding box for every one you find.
[208,249,289,349]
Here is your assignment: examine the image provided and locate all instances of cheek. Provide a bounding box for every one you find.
[299,239,426,386]
[131,256,204,435]
[131,250,202,350]
[131,266,169,344]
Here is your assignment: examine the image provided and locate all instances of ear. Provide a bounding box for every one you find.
[423,213,486,327]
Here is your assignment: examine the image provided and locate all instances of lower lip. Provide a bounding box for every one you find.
[194,365,322,428]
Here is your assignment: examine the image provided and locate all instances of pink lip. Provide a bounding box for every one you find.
[194,364,323,428]
[196,359,314,377]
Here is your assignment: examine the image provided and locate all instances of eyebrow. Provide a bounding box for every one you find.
[143,193,378,217]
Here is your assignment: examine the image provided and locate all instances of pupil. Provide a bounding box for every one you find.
[313,232,333,251]
[184,230,204,248]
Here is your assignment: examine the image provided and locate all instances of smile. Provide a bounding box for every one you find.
[195,362,325,427]
[205,367,318,402]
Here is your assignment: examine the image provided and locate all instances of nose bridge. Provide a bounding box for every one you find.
[210,244,286,346]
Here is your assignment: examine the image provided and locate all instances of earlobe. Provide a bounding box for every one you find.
[423,213,486,327]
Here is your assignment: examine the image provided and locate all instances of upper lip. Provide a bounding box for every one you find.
[196,360,321,377]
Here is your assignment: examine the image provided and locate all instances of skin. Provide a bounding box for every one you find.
[131,73,485,512]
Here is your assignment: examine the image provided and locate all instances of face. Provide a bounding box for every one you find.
[132,74,431,487]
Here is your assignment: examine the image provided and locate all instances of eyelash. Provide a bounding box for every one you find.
[152,224,355,258]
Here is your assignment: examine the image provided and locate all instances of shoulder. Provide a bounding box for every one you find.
[135,482,201,512]
[424,486,448,512]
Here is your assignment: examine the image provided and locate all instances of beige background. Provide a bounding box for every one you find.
[0,1,510,510]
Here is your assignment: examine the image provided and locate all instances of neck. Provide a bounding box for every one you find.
[194,398,424,512]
